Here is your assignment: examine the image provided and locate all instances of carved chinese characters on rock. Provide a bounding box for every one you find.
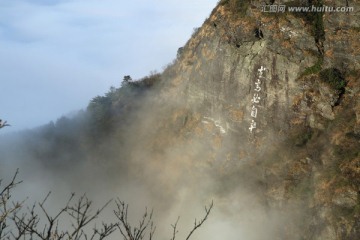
[249,66,266,133]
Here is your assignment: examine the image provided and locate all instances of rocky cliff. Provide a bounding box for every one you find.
[140,0,360,239]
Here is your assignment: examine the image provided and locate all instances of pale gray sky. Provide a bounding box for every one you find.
[0,0,218,134]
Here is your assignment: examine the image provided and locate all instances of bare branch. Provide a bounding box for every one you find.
[114,199,154,240]
[0,169,24,239]
[67,194,112,240]
[170,217,180,240]
[0,169,22,196]
[1,171,213,240]
[185,201,213,240]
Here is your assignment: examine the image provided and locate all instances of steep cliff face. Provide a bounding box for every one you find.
[145,0,360,239]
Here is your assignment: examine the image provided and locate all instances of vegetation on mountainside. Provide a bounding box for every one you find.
[218,0,251,17]
[319,68,346,91]
[284,0,325,44]
[87,72,161,137]
[4,72,163,166]
[301,58,323,76]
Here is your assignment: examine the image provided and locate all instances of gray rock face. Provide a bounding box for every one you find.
[160,0,360,239]
[323,0,360,70]
[332,188,358,208]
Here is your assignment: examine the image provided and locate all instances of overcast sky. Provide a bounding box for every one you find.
[0,0,218,134]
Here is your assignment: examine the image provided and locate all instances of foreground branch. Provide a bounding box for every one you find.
[1,171,213,240]
[185,201,213,240]
[114,199,156,240]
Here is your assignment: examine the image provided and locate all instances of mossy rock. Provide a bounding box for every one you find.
[319,68,346,91]
[295,129,313,147]
[220,0,251,16]
[286,0,325,43]
[219,0,229,5]
[302,58,323,76]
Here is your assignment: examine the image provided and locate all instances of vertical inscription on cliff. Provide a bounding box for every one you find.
[249,66,266,133]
